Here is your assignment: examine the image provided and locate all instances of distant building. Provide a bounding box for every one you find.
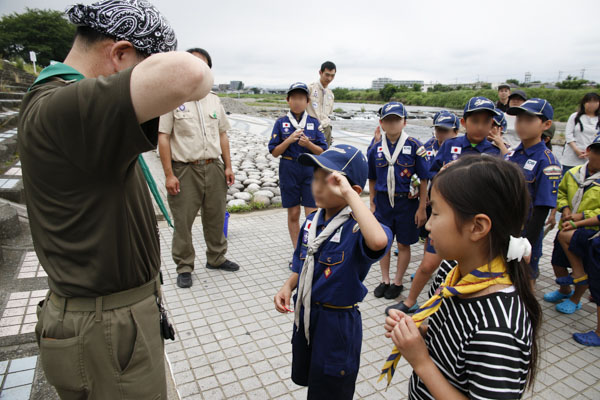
[217,83,230,91]
[229,81,244,90]
[371,77,424,90]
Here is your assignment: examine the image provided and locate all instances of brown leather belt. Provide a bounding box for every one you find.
[173,159,215,165]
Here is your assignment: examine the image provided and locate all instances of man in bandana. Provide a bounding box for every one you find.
[19,1,213,398]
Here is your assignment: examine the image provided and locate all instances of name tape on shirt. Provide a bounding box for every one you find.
[307,123,315,130]
[524,159,537,171]
[402,146,412,155]
[331,226,343,243]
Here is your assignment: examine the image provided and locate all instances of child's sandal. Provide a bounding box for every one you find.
[555,274,573,286]
[573,331,600,346]
[573,274,589,286]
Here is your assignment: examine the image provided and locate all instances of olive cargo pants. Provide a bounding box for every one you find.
[35,287,166,399]
[168,160,228,273]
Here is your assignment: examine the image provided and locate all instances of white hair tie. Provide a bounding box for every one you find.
[506,236,532,262]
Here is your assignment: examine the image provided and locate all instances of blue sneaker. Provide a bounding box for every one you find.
[543,289,574,303]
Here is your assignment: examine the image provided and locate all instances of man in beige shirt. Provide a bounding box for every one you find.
[159,48,239,288]
[307,61,336,146]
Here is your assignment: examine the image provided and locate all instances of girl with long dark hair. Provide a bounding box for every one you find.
[382,155,541,399]
[562,92,600,171]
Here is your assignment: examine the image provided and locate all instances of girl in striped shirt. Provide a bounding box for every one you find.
[383,155,541,399]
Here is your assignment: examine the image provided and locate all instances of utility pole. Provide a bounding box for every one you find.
[557,70,563,82]
[581,69,586,79]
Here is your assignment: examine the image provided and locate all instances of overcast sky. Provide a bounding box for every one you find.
[2,0,599,88]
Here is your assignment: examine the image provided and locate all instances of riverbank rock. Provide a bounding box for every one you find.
[227,199,247,207]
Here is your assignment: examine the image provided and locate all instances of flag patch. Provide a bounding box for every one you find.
[543,165,562,177]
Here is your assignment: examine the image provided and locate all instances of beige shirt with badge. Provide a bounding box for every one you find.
[159,92,231,162]
[307,81,335,129]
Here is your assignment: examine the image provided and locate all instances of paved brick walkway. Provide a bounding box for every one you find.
[156,207,599,399]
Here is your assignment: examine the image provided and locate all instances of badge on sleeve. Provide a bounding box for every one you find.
[524,159,537,171]
[402,146,412,155]
[451,146,462,155]
[352,223,360,233]
[416,146,426,157]
[543,165,562,177]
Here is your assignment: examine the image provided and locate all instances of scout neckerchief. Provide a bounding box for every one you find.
[570,162,600,213]
[381,130,408,207]
[378,255,513,388]
[294,207,351,344]
[287,111,308,131]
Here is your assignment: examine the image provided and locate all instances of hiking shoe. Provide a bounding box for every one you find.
[384,284,404,299]
[206,260,240,272]
[374,282,390,298]
[177,272,192,288]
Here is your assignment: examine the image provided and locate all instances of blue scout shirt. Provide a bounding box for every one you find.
[268,113,327,159]
[430,134,501,173]
[292,211,393,306]
[423,136,441,171]
[367,136,429,192]
[505,141,561,208]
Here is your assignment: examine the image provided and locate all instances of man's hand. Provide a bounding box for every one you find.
[415,206,427,228]
[298,133,311,148]
[225,167,235,186]
[326,171,354,199]
[274,286,293,313]
[166,174,180,196]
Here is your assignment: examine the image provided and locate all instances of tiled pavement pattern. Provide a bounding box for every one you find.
[155,208,599,399]
[0,203,599,398]
[0,356,37,399]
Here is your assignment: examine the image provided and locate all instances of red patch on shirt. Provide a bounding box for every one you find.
[324,267,332,278]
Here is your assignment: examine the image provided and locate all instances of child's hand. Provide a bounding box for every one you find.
[373,126,382,143]
[487,130,502,146]
[370,201,376,213]
[298,134,311,147]
[384,308,406,338]
[274,286,293,313]
[545,212,556,230]
[390,314,430,370]
[287,129,303,143]
[571,212,584,222]
[415,206,427,228]
[326,171,354,199]
[561,208,572,221]
[562,221,576,231]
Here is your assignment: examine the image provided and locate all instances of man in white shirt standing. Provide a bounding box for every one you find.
[307,61,336,146]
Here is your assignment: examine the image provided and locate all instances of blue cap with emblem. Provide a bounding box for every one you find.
[493,110,508,133]
[432,110,460,130]
[588,133,600,149]
[463,96,500,116]
[287,82,309,95]
[507,98,554,121]
[380,102,408,119]
[298,145,368,188]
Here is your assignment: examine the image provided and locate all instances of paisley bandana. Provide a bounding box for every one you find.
[66,0,177,55]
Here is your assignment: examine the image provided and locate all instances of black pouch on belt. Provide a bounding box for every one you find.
[159,303,175,341]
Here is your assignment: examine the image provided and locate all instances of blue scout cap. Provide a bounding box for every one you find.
[588,133,600,149]
[287,82,309,95]
[380,102,408,119]
[507,98,554,120]
[493,110,508,133]
[463,96,500,116]
[432,110,460,130]
[298,145,368,188]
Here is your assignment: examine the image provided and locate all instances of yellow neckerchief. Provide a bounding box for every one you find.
[378,256,512,388]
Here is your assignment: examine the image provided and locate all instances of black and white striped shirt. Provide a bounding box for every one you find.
[408,261,533,400]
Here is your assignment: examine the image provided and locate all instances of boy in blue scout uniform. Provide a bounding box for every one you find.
[274,144,393,399]
[505,98,561,281]
[385,110,459,315]
[430,96,501,173]
[269,82,328,264]
[367,102,430,300]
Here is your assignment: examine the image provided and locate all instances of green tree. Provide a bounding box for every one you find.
[506,79,520,86]
[0,8,75,67]
[379,84,398,101]
[557,75,589,90]
[412,83,422,92]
